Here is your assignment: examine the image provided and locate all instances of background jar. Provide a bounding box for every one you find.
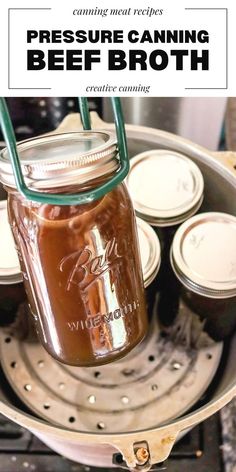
[171,212,236,341]
[126,149,204,326]
[0,200,27,330]
[0,132,148,367]
[136,217,161,322]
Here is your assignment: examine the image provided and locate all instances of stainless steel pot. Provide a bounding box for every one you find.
[1,114,236,471]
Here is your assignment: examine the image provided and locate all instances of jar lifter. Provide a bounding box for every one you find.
[0,97,129,205]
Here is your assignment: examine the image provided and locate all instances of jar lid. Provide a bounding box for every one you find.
[171,212,236,299]
[0,132,119,190]
[0,200,22,285]
[136,217,161,288]
[126,150,204,227]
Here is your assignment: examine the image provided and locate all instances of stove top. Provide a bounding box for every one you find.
[0,412,223,472]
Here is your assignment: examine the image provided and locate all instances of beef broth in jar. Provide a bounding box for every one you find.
[171,212,236,341]
[0,200,27,327]
[0,132,148,366]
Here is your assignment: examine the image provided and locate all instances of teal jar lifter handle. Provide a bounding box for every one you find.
[0,97,129,205]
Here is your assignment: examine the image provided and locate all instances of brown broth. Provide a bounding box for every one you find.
[182,288,236,341]
[8,183,148,366]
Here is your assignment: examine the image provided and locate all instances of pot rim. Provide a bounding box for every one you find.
[0,379,235,442]
[1,122,236,445]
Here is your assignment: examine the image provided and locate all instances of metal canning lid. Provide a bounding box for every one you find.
[136,217,161,288]
[0,200,22,285]
[0,131,119,190]
[171,212,236,299]
[127,150,204,227]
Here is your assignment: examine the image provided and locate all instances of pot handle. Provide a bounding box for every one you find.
[110,431,179,471]
[211,151,236,174]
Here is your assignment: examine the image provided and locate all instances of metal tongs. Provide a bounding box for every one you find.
[0,97,129,205]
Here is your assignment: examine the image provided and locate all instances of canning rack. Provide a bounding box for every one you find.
[0,97,129,204]
[0,299,223,438]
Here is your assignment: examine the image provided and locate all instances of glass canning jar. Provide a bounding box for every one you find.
[0,200,27,326]
[171,212,236,341]
[0,132,148,366]
[126,149,204,326]
[136,217,161,321]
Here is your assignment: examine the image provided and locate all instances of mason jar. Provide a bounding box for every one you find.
[0,200,27,328]
[171,212,236,341]
[136,217,161,321]
[0,132,148,366]
[126,149,204,326]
